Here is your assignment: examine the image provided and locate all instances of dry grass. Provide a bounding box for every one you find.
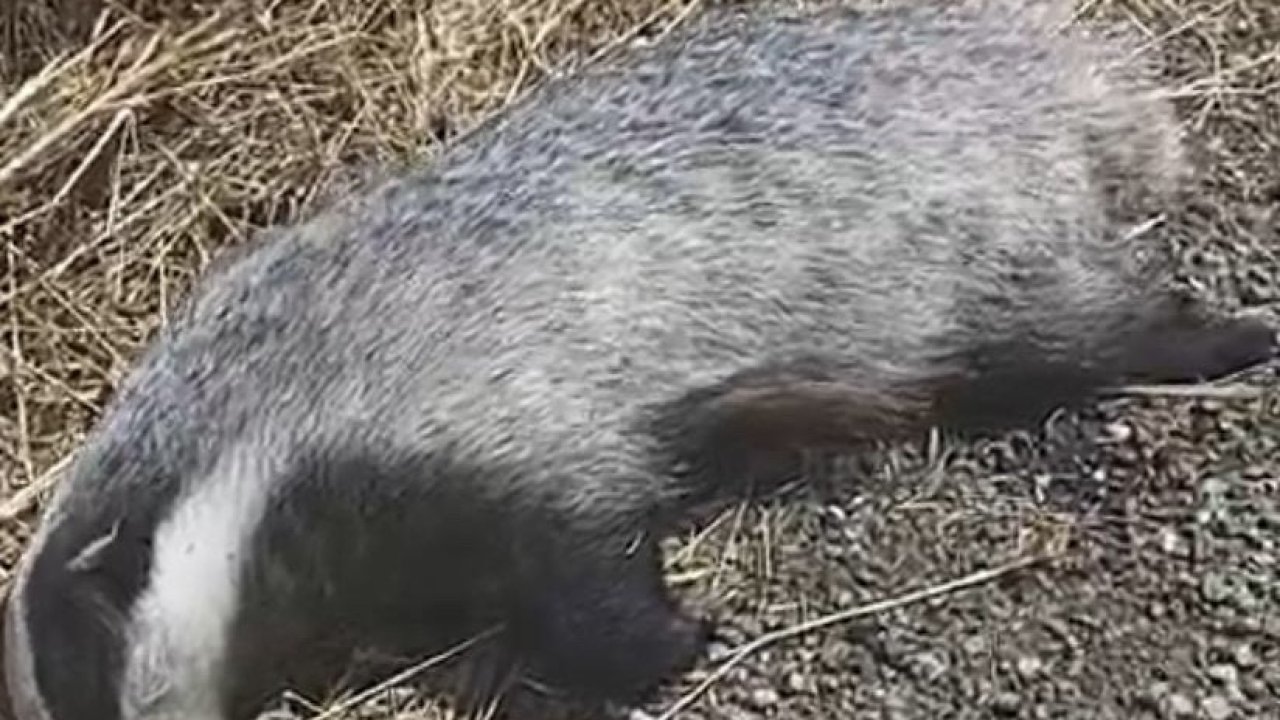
[1,0,1278,718]
[0,0,703,552]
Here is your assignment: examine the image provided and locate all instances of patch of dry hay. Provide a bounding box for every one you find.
[1,0,1277,718]
[0,0,705,556]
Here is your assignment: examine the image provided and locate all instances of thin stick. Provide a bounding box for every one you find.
[0,455,72,522]
[653,553,1053,720]
[306,627,502,720]
[0,20,128,130]
[1105,383,1269,401]
[0,15,233,190]
[0,107,132,239]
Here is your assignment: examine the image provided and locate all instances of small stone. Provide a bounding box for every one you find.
[1241,676,1267,700]
[1202,573,1233,604]
[991,691,1021,715]
[1208,664,1239,687]
[1166,693,1195,717]
[1140,681,1170,710]
[786,672,807,693]
[1106,421,1133,442]
[1159,527,1189,557]
[706,642,733,662]
[1201,695,1234,720]
[908,651,948,681]
[1016,655,1043,680]
[964,635,989,655]
[1201,477,1229,498]
[750,688,780,708]
[1233,643,1258,668]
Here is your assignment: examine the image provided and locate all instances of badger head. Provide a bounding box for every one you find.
[1,443,279,720]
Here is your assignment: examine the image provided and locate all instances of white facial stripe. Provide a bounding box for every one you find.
[121,444,277,720]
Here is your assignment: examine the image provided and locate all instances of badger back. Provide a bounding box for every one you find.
[0,2,1214,719]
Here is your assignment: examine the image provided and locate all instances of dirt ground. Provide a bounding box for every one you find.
[1,1,1277,719]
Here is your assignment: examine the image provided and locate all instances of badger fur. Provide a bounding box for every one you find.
[3,1,1276,719]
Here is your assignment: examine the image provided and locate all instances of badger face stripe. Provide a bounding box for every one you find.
[119,444,277,720]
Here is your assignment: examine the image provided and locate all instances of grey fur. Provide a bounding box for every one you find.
[4,1,1276,719]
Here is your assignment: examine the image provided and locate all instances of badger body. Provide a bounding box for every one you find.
[4,1,1276,719]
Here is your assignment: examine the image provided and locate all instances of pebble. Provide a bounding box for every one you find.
[1016,655,1043,680]
[823,505,848,523]
[908,651,948,681]
[1140,681,1170,711]
[1201,694,1234,720]
[1200,477,1230,498]
[1232,643,1258,668]
[1106,421,1133,442]
[963,635,989,655]
[1241,677,1267,700]
[706,642,733,662]
[750,688,780,708]
[991,691,1021,715]
[1159,527,1189,557]
[1202,573,1233,604]
[1166,693,1196,718]
[1208,663,1239,687]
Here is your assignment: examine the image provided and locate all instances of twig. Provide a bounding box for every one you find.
[1105,383,1269,401]
[1120,215,1165,241]
[0,14,233,190]
[0,455,72,523]
[0,107,133,240]
[589,0,704,61]
[306,627,502,720]
[0,20,128,130]
[653,553,1054,720]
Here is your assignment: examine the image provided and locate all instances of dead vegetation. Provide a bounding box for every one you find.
[0,0,701,555]
[1,1,1277,719]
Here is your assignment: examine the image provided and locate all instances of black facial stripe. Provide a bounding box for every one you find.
[222,445,524,717]
[25,489,173,720]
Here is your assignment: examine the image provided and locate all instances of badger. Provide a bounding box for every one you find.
[3,1,1276,719]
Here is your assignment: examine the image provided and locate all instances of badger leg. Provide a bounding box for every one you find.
[511,526,709,708]
[929,355,1113,434]
[931,300,1276,434]
[646,359,941,506]
[1113,297,1277,384]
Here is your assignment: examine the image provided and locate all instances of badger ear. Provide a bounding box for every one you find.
[64,523,122,575]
